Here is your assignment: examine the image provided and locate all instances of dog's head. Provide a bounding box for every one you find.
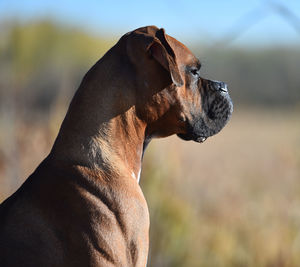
[122,26,233,143]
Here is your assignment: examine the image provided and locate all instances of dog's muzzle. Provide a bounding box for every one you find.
[212,81,228,93]
[177,79,233,143]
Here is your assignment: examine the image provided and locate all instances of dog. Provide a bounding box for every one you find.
[0,26,233,267]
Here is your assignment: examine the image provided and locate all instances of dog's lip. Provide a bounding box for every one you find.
[177,133,208,143]
[195,136,207,143]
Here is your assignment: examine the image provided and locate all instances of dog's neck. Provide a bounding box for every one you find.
[52,104,146,183]
[51,54,148,183]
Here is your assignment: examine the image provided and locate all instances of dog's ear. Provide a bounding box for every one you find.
[147,29,183,87]
[124,27,183,89]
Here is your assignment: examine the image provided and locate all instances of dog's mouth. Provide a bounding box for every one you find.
[177,133,207,143]
[177,90,233,143]
[195,136,207,143]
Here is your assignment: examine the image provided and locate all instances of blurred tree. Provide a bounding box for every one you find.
[0,19,113,117]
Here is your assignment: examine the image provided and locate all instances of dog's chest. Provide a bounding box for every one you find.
[76,181,150,266]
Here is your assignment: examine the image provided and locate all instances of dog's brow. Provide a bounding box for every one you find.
[192,59,201,70]
[196,60,202,69]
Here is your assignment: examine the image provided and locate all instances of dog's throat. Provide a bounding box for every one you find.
[142,137,151,159]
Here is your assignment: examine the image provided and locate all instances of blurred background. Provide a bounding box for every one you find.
[0,0,300,266]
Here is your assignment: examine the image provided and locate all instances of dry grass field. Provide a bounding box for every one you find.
[1,108,299,266]
[142,108,300,266]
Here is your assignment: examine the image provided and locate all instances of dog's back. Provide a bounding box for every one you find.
[0,158,66,267]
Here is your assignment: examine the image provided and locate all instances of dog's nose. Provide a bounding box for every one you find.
[212,81,228,93]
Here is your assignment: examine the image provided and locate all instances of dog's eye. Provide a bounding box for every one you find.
[190,68,200,77]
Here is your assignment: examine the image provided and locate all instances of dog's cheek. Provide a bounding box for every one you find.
[189,89,204,123]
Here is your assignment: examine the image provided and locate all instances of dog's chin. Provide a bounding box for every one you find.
[177,133,207,143]
[177,90,233,144]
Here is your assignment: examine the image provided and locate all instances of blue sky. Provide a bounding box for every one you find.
[1,0,300,46]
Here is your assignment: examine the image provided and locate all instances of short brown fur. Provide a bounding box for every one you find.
[0,26,232,267]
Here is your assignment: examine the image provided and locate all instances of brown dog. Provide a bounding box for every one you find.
[0,26,232,267]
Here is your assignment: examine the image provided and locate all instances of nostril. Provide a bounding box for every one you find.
[214,81,227,92]
[219,82,228,93]
[210,80,228,93]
